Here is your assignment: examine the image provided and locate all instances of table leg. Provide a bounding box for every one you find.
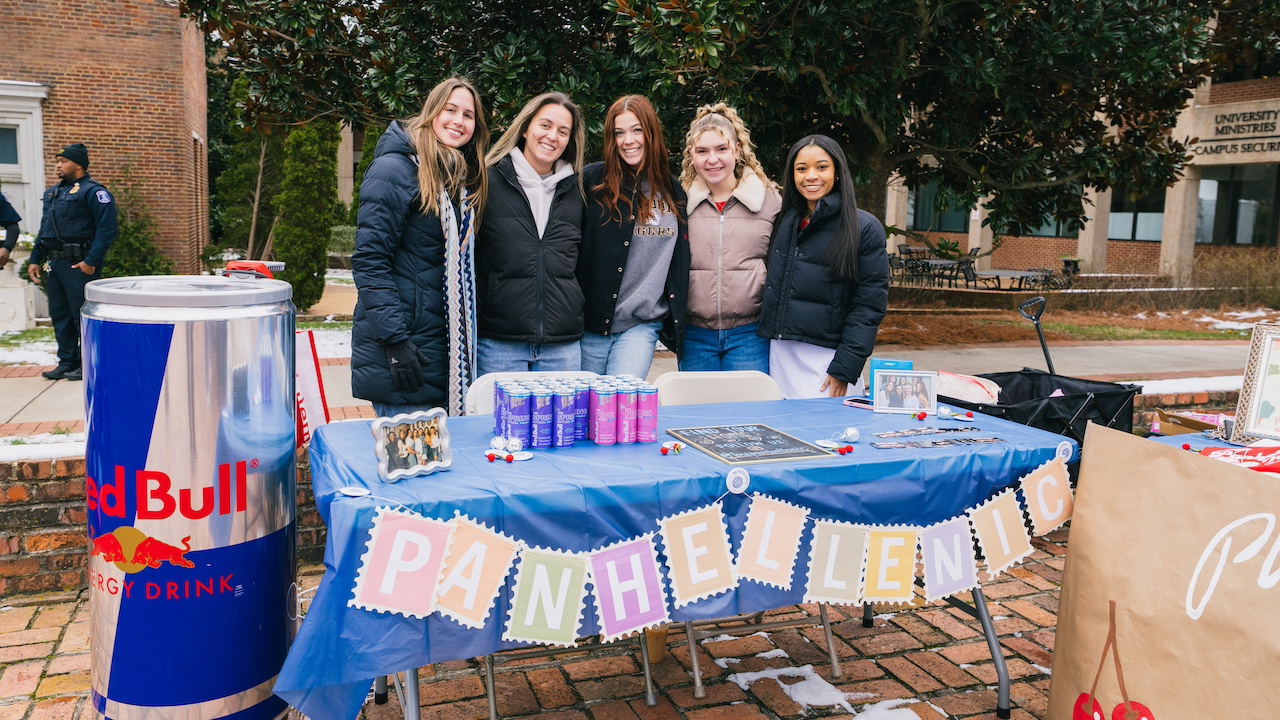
[375,675,388,705]
[686,620,705,699]
[862,602,874,628]
[402,668,421,720]
[637,627,657,706]
[971,587,1011,719]
[819,603,842,679]
[484,655,498,720]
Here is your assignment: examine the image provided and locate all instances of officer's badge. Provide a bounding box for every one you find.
[69,183,80,195]
[96,190,111,204]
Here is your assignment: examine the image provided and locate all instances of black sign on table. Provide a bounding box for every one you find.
[666,425,834,465]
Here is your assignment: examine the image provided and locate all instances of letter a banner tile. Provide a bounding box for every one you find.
[1019,459,1074,535]
[804,520,869,605]
[863,528,919,604]
[350,506,454,618]
[737,494,810,590]
[503,547,589,648]
[587,534,670,642]
[919,517,979,601]
[967,490,1033,576]
[435,515,521,629]
[657,502,737,608]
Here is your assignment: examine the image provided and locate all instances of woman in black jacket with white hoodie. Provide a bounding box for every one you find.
[476,93,587,374]
[758,135,890,398]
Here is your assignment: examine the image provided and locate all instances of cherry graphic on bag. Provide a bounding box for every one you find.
[1076,601,1155,720]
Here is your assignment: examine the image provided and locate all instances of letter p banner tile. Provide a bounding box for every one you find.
[350,506,454,618]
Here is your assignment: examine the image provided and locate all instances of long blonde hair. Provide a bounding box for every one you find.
[486,92,585,193]
[404,77,490,217]
[679,103,772,190]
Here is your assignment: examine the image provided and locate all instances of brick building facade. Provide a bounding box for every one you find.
[885,75,1280,282]
[0,0,208,273]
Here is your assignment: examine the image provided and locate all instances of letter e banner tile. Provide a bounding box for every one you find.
[657,502,738,608]
[863,528,919,604]
[350,506,454,618]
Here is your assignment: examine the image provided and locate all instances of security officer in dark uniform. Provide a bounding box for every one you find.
[0,191,19,266]
[27,144,117,381]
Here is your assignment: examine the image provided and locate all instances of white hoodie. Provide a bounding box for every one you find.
[509,147,575,238]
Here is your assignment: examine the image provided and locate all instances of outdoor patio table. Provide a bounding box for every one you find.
[274,398,1077,720]
[974,268,1051,290]
[920,258,959,286]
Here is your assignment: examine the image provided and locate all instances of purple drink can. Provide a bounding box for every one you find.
[591,388,617,445]
[531,391,554,448]
[637,387,659,443]
[494,382,507,436]
[616,388,637,444]
[508,389,531,446]
[553,391,576,448]
[573,384,589,440]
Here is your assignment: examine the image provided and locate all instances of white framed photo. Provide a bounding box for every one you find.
[1232,323,1280,444]
[371,409,452,482]
[873,370,939,415]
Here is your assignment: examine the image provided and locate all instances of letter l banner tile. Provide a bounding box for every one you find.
[737,494,810,590]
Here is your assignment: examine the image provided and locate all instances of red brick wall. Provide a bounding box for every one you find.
[1104,240,1161,274]
[988,235,1078,271]
[0,455,325,599]
[0,1,207,273]
[1208,78,1280,105]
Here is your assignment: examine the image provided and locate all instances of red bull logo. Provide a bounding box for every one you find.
[87,525,238,601]
[86,459,255,520]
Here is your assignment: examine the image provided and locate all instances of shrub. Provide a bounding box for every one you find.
[329,225,357,254]
[273,121,341,311]
[103,167,174,278]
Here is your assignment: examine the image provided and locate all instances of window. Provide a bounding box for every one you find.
[907,180,971,233]
[1020,217,1079,239]
[1196,164,1279,246]
[1108,187,1165,241]
[0,127,16,165]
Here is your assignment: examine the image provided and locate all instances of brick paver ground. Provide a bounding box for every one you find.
[0,529,1068,719]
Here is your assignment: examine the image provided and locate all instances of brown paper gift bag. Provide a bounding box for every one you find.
[1047,425,1280,719]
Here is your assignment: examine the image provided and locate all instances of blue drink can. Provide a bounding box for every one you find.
[552,391,576,448]
[82,276,297,720]
[494,382,507,437]
[507,388,532,446]
[573,384,590,441]
[531,391,554,448]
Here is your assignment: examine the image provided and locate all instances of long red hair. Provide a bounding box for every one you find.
[592,95,679,224]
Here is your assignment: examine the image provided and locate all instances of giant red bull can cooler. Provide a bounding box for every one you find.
[82,276,297,720]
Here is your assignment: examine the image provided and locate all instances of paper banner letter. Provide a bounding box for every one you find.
[435,515,521,629]
[919,517,979,601]
[657,502,737,608]
[503,547,589,647]
[737,494,810,589]
[587,535,670,642]
[349,506,454,618]
[1020,459,1074,535]
[804,520,869,605]
[863,528,919,604]
[968,490,1034,576]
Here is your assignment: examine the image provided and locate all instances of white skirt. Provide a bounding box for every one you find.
[769,340,866,399]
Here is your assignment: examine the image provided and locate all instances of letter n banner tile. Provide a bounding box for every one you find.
[919,517,978,602]
[503,547,589,648]
[350,506,454,618]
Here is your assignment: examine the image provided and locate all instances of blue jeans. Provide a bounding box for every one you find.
[579,321,662,378]
[477,338,582,376]
[371,402,437,418]
[678,323,769,373]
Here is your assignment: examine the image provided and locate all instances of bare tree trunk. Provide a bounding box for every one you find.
[856,151,893,223]
[247,140,268,260]
[260,215,279,261]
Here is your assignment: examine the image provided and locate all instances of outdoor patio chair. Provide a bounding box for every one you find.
[653,370,782,406]
[959,260,1002,290]
[465,371,599,415]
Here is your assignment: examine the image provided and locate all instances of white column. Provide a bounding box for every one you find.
[1158,167,1200,285]
[969,198,995,270]
[337,123,355,207]
[1077,187,1111,273]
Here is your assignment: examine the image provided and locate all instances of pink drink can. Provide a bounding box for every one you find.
[636,387,659,443]
[616,388,637,444]
[591,388,617,445]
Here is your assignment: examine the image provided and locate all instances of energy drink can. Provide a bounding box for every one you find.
[531,390,554,448]
[552,390,576,448]
[637,386,659,443]
[590,388,617,445]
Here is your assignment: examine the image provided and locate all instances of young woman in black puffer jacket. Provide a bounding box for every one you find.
[350,78,490,417]
[757,135,890,398]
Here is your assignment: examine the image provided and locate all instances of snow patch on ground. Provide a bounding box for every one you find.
[326,269,354,285]
[712,657,741,669]
[849,700,928,719]
[0,337,59,366]
[756,648,789,659]
[0,441,86,461]
[0,432,86,445]
[726,665,862,713]
[1135,375,1243,394]
[308,328,352,359]
[1195,315,1255,330]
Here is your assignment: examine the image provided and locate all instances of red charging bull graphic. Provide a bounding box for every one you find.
[83,277,297,720]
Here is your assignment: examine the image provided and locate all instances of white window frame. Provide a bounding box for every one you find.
[0,80,51,234]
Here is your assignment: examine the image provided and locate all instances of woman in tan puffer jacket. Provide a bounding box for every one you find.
[678,104,782,372]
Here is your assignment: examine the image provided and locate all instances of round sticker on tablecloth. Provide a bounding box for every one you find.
[726,468,751,495]
[511,451,534,462]
[1056,441,1073,461]
[815,439,840,449]
[338,487,371,497]
[490,437,508,451]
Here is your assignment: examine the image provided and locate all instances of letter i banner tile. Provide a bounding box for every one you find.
[1019,458,1074,535]
[863,527,920,605]
[349,506,454,618]
[919,517,979,602]
[804,520,869,606]
[502,547,589,648]
[967,490,1033,577]
[587,534,671,642]
[737,494,810,590]
[435,514,521,629]
[656,502,738,608]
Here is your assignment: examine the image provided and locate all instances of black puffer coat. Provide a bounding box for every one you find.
[476,155,585,343]
[577,162,690,357]
[757,193,890,384]
[350,121,450,407]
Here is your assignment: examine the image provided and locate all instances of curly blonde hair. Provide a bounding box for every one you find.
[679,103,773,190]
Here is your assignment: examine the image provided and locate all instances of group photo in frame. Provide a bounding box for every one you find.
[371,409,452,482]
[1231,323,1280,444]
[873,369,939,415]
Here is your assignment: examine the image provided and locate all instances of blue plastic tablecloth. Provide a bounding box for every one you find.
[275,398,1078,720]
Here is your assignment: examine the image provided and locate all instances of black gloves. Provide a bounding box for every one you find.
[385,340,426,393]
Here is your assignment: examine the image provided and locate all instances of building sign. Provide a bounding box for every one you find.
[1193,108,1280,157]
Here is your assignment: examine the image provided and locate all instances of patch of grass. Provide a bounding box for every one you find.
[977,319,1241,342]
[51,427,72,435]
[297,321,352,332]
[0,329,55,347]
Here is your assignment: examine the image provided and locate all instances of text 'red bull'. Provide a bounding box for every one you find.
[87,461,250,520]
